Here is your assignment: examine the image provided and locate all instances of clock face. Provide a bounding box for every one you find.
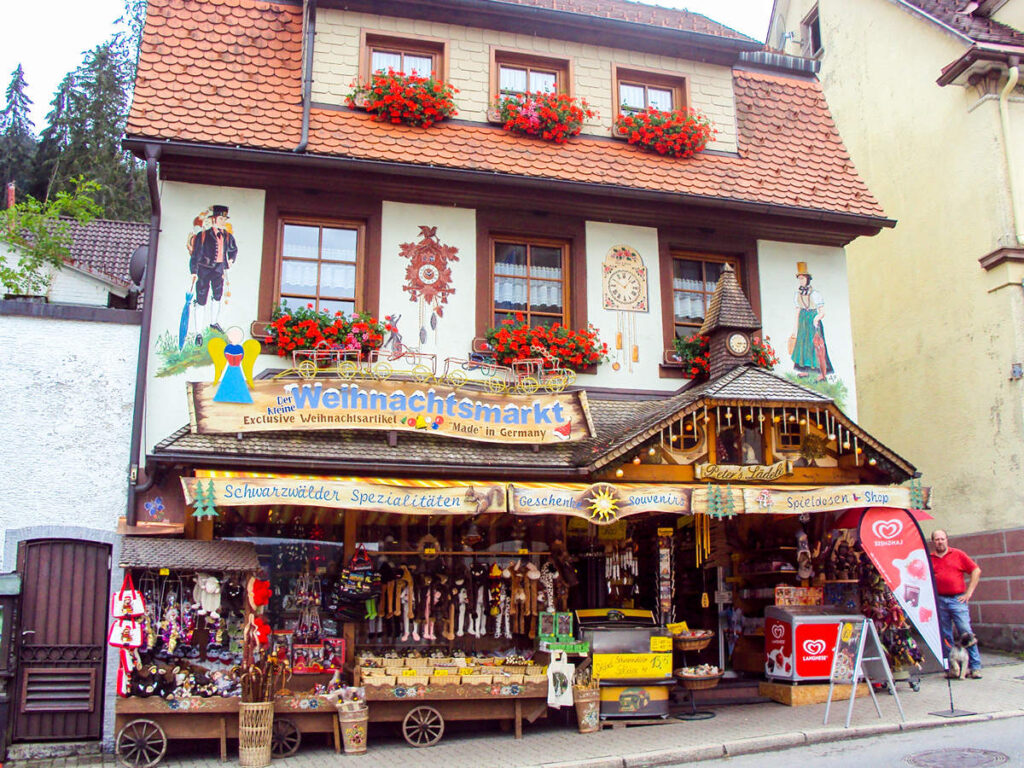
[417,263,440,285]
[727,332,750,356]
[608,269,642,304]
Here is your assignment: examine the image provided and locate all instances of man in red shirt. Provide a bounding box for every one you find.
[929,529,982,678]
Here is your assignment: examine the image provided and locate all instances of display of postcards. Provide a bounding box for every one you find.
[323,638,346,670]
[538,612,557,640]
[555,612,574,639]
[292,644,325,673]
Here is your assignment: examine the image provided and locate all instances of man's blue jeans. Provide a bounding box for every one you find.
[936,594,982,670]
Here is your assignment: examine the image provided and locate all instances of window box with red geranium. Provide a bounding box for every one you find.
[346,68,458,128]
[484,313,610,372]
[264,302,387,357]
[668,333,779,379]
[613,107,715,158]
[494,91,596,144]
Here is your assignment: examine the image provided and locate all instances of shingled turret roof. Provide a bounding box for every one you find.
[698,263,761,335]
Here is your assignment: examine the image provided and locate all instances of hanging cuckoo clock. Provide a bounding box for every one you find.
[601,245,648,372]
[399,225,459,344]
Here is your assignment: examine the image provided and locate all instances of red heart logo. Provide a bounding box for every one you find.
[771,623,785,639]
[802,639,826,656]
[871,519,903,540]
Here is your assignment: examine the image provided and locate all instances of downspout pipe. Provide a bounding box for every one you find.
[294,0,316,153]
[126,145,162,526]
[998,55,1024,246]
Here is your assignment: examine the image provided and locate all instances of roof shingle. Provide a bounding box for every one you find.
[126,0,886,221]
[904,0,1024,47]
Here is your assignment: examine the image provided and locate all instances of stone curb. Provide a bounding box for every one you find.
[538,709,1024,768]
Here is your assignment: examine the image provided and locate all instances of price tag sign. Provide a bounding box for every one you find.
[424,547,437,555]
[401,669,418,677]
[517,548,529,555]
[433,668,449,677]
[158,568,170,576]
[657,527,674,537]
[650,636,672,652]
[458,667,475,676]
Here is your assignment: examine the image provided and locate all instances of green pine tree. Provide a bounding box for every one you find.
[0,65,37,206]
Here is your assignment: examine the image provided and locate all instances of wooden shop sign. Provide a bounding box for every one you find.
[181,475,507,516]
[741,485,917,515]
[188,380,593,445]
[509,483,692,525]
[695,460,791,482]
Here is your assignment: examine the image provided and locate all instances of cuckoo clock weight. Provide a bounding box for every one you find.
[399,225,459,344]
[601,245,649,372]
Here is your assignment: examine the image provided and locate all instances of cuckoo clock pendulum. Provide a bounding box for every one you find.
[398,225,459,344]
[601,245,649,373]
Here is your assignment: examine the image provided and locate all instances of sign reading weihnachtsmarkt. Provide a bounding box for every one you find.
[188,379,594,444]
[182,475,507,516]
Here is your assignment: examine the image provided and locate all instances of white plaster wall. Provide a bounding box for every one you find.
[143,181,266,454]
[312,9,738,151]
[758,240,857,419]
[584,221,664,389]
[0,316,138,570]
[379,202,479,358]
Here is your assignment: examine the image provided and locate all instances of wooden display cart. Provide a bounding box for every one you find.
[363,681,548,747]
[114,694,340,768]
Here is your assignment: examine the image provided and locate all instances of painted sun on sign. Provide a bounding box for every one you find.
[585,484,621,523]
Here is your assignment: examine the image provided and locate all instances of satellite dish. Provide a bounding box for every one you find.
[129,245,148,286]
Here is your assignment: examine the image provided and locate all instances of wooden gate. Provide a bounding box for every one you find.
[13,539,110,742]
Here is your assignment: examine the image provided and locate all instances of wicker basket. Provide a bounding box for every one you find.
[430,675,461,685]
[405,658,432,668]
[524,674,548,684]
[675,671,724,691]
[672,633,714,652]
[238,701,274,768]
[399,675,429,687]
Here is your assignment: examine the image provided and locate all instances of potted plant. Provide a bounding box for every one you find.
[484,312,610,371]
[613,106,716,158]
[670,333,778,379]
[346,68,458,127]
[494,90,596,143]
[264,303,387,358]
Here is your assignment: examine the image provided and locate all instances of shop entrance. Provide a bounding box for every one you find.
[13,539,110,742]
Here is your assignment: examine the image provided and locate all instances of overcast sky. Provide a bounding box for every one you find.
[0,0,774,132]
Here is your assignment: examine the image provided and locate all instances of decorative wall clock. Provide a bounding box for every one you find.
[398,225,459,344]
[601,245,649,372]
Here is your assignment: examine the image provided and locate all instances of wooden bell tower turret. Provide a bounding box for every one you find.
[699,264,762,380]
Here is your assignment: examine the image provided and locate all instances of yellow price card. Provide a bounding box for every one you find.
[433,669,449,677]
[458,667,475,676]
[401,669,417,677]
[650,636,672,652]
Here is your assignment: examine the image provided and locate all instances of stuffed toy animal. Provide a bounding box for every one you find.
[193,573,222,617]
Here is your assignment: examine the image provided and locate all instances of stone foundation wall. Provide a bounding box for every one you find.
[949,527,1024,653]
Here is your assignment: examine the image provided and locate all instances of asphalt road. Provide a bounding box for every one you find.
[667,717,1024,767]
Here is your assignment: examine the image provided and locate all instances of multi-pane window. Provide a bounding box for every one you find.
[671,253,739,338]
[616,69,684,115]
[371,47,434,75]
[278,221,362,316]
[492,239,568,328]
[778,419,802,449]
[803,6,822,57]
[494,53,568,96]
[365,35,443,77]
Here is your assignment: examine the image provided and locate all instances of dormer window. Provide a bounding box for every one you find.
[493,51,569,96]
[614,67,685,116]
[802,5,823,58]
[362,33,446,78]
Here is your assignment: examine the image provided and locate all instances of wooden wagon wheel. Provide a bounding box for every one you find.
[271,717,301,758]
[116,718,167,768]
[298,360,317,379]
[402,705,445,747]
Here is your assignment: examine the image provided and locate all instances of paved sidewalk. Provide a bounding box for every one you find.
[11,651,1023,768]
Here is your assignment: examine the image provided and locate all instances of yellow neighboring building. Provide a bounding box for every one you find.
[769,0,1024,651]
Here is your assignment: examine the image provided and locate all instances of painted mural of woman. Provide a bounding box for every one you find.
[208,326,260,404]
[788,261,834,382]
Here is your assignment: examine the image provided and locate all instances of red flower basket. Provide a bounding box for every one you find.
[484,313,609,371]
[614,107,715,158]
[495,91,596,143]
[347,68,458,128]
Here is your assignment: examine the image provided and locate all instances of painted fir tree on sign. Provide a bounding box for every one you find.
[192,478,219,519]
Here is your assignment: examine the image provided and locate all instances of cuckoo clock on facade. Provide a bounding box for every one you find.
[601,245,649,372]
[399,225,459,344]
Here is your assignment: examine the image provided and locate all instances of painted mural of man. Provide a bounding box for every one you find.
[788,261,833,381]
[188,205,237,344]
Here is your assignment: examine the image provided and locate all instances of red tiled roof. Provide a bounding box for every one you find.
[903,0,1024,47]
[64,218,150,287]
[490,0,756,42]
[127,0,884,221]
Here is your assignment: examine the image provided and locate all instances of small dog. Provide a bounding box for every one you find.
[947,631,978,679]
